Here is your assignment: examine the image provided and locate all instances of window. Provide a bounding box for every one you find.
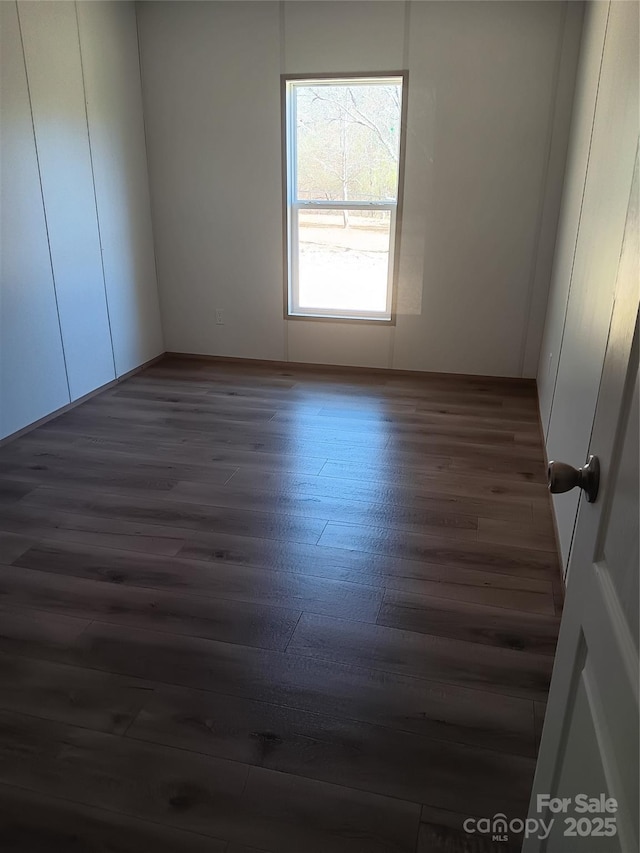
[283,74,405,322]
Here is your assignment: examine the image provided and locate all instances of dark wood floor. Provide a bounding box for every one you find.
[0,356,562,853]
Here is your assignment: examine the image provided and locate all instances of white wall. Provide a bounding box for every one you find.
[76,0,164,377]
[537,1,609,435]
[537,0,639,570]
[19,0,116,400]
[138,0,582,377]
[138,0,285,362]
[0,0,70,438]
[0,1,163,440]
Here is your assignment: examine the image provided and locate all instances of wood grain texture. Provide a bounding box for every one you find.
[0,532,33,564]
[13,538,555,612]
[127,683,536,814]
[0,783,225,853]
[0,480,34,505]
[13,541,384,622]
[0,650,152,733]
[317,521,558,579]
[168,478,480,540]
[0,563,301,651]
[0,710,420,853]
[0,505,186,555]
[0,607,536,756]
[20,485,328,545]
[286,613,553,701]
[378,588,560,653]
[225,467,534,521]
[0,357,562,850]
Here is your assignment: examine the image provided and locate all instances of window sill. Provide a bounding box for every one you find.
[286,312,395,325]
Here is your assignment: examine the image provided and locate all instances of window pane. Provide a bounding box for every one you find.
[297,208,392,314]
[295,81,402,203]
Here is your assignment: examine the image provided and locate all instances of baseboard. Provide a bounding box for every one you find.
[163,351,537,388]
[0,353,165,448]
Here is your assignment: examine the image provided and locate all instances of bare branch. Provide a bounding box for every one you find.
[307,88,398,163]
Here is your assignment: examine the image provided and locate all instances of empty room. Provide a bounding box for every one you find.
[0,0,638,850]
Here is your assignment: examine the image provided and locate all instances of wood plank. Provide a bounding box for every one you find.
[271,409,521,445]
[532,497,558,534]
[0,783,225,853]
[378,588,560,655]
[13,542,385,622]
[0,461,178,493]
[0,607,90,660]
[478,517,557,552]
[168,479,479,541]
[318,522,559,580]
[37,412,541,466]
[178,527,557,589]
[77,436,330,475]
[380,573,555,615]
[86,391,281,423]
[147,363,299,390]
[128,682,536,813]
[125,375,322,405]
[447,453,546,483]
[55,422,542,478]
[227,846,274,853]
[390,438,544,468]
[0,504,185,555]
[311,405,538,432]
[4,432,327,476]
[112,380,310,409]
[0,563,301,651]
[0,610,536,756]
[226,467,534,523]
[18,485,328,546]
[0,532,33,564]
[287,613,553,701]
[12,538,554,615]
[0,479,34,504]
[239,766,421,853]
[320,459,548,495]
[0,650,152,733]
[0,710,421,853]
[48,406,392,451]
[0,708,246,842]
[0,444,237,491]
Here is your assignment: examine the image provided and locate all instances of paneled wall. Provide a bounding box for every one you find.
[537,0,639,571]
[18,0,116,400]
[0,1,163,440]
[0,0,70,438]
[76,1,163,378]
[137,0,583,377]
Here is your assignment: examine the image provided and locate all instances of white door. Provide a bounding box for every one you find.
[524,147,639,852]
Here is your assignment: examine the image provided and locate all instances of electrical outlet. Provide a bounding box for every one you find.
[215,309,225,325]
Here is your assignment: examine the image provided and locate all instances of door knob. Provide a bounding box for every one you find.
[548,455,600,503]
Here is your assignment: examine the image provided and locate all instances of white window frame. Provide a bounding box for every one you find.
[282,74,407,323]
